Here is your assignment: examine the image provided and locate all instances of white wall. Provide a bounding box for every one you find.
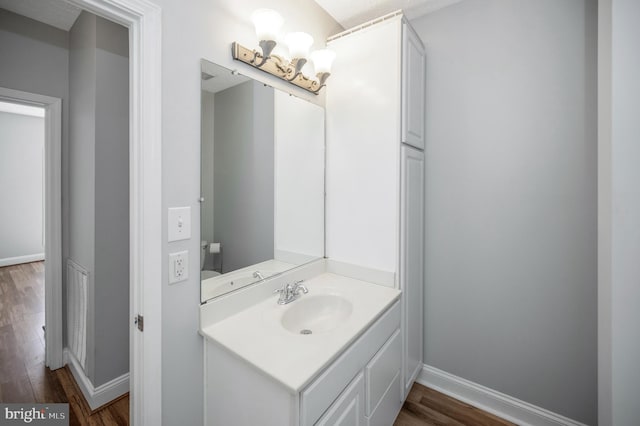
[598,0,640,424]
[0,109,44,265]
[274,90,325,263]
[411,1,597,423]
[153,0,341,423]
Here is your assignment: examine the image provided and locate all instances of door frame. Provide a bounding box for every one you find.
[0,87,64,370]
[65,0,163,424]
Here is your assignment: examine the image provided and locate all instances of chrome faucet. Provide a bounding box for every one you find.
[253,271,266,280]
[274,280,308,305]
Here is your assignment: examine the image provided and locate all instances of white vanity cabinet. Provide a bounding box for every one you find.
[326,11,426,402]
[204,300,401,426]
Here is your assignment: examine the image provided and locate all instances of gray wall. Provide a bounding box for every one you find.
[201,91,215,270]
[213,81,274,273]
[69,11,130,387]
[0,7,70,275]
[598,0,640,424]
[411,1,597,424]
[154,0,341,422]
[69,15,97,364]
[93,16,130,387]
[0,111,44,261]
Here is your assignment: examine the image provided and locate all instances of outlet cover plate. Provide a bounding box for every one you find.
[169,251,188,284]
[168,206,191,242]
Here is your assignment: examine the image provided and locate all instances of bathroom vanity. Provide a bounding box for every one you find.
[200,263,402,426]
[200,9,425,426]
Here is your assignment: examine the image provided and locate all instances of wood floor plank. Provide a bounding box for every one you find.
[394,409,427,426]
[403,399,467,425]
[397,382,516,426]
[419,388,514,426]
[1,375,36,403]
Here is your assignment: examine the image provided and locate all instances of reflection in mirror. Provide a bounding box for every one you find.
[200,59,325,303]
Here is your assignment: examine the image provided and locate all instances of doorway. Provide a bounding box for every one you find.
[0,98,53,403]
[0,0,162,422]
[0,89,63,375]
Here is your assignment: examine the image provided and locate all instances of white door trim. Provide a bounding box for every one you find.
[0,87,64,371]
[65,1,163,424]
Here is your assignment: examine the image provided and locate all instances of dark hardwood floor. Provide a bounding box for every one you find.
[0,261,129,425]
[395,382,516,426]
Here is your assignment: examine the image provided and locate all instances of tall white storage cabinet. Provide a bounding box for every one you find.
[326,11,426,404]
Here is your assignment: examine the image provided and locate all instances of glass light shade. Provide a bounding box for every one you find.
[251,9,284,41]
[311,49,336,74]
[285,32,314,59]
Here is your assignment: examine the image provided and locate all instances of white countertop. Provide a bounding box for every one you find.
[200,272,400,393]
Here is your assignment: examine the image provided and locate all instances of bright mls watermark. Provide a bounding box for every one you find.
[0,404,68,426]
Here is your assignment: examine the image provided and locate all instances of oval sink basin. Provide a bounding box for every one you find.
[281,295,353,334]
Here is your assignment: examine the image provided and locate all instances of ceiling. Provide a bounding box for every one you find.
[0,0,460,37]
[0,0,81,31]
[313,0,463,29]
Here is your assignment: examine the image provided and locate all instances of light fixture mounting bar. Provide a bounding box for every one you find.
[232,42,324,95]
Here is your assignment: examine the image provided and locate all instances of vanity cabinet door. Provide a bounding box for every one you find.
[315,372,366,426]
[401,21,426,150]
[400,145,425,398]
[365,329,401,416]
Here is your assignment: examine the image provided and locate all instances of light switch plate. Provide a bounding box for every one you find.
[168,206,191,242]
[169,251,188,284]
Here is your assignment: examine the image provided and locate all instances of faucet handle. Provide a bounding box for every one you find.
[274,282,291,296]
[291,280,308,294]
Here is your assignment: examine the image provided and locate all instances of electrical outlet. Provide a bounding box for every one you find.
[169,251,188,284]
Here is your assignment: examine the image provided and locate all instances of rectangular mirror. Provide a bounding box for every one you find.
[200,59,325,303]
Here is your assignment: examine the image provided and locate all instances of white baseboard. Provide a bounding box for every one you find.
[0,253,44,267]
[417,365,587,426]
[63,348,129,411]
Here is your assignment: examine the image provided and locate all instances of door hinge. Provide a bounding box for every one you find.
[135,314,144,332]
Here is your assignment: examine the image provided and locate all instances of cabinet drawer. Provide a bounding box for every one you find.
[367,371,402,426]
[301,301,400,426]
[365,329,401,415]
[315,372,365,426]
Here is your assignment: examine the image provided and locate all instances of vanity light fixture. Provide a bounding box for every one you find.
[284,31,314,80]
[232,9,335,94]
[250,9,283,66]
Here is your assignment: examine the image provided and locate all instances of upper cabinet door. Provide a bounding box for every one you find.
[402,22,426,150]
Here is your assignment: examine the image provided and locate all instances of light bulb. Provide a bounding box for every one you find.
[285,32,314,59]
[311,49,336,74]
[251,9,283,42]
